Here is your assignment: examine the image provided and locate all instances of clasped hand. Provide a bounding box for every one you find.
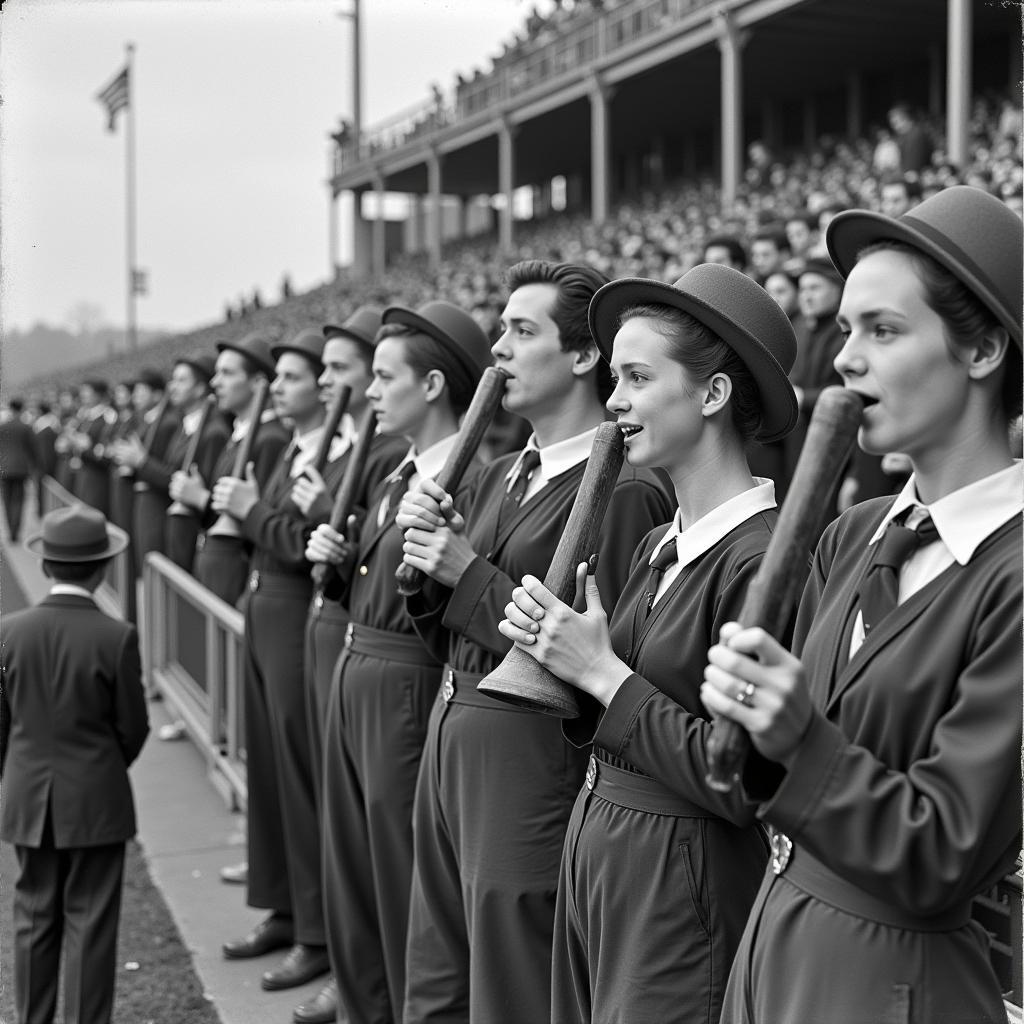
[305,517,358,567]
[169,465,208,508]
[498,561,630,707]
[109,435,146,468]
[210,463,259,520]
[701,623,814,763]
[395,478,476,588]
[291,466,330,518]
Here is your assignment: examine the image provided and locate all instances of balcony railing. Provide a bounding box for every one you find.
[332,0,716,174]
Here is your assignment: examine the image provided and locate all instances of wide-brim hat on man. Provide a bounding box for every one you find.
[216,330,277,378]
[177,353,217,383]
[381,300,492,380]
[323,305,384,348]
[827,184,1023,348]
[588,263,799,442]
[270,327,326,375]
[26,504,128,562]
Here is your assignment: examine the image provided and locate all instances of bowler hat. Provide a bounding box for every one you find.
[134,367,165,392]
[827,185,1023,348]
[324,305,384,348]
[382,300,492,381]
[588,264,799,442]
[26,504,128,562]
[271,327,326,373]
[177,353,217,383]
[798,256,844,287]
[217,331,276,378]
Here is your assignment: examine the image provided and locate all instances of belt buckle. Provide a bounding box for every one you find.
[770,830,793,875]
[248,570,260,593]
[441,667,455,703]
[585,754,598,791]
[344,622,354,648]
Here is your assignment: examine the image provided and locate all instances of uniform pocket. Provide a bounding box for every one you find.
[678,841,710,937]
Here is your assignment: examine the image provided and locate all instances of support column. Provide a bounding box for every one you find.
[946,0,971,168]
[427,147,443,270]
[498,118,515,255]
[352,189,372,279]
[845,73,863,142]
[372,169,386,279]
[328,187,339,279]
[716,9,750,210]
[589,73,613,226]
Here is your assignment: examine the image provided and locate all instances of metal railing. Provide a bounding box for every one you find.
[39,475,134,621]
[334,0,716,171]
[143,553,247,812]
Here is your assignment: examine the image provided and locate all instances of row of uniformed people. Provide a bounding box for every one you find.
[291,186,1018,1024]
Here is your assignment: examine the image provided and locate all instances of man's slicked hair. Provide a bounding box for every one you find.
[505,260,612,398]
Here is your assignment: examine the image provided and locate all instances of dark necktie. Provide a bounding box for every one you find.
[498,448,541,532]
[378,459,416,526]
[858,511,939,637]
[627,539,679,662]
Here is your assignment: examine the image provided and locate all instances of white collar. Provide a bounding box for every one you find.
[389,432,460,485]
[869,461,1023,565]
[49,584,96,600]
[506,426,599,487]
[650,478,777,571]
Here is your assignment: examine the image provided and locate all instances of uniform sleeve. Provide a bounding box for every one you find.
[443,475,673,660]
[587,551,774,825]
[240,496,317,570]
[750,573,1022,915]
[115,625,149,766]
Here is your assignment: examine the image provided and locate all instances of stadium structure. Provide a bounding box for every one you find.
[328,0,1018,278]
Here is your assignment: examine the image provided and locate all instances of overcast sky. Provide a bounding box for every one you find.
[1,0,536,335]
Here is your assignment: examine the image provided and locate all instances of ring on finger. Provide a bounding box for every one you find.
[735,682,757,707]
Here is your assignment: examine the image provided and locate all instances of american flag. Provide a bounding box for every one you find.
[96,65,130,132]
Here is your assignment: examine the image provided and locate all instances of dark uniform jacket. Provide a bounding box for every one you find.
[0,593,149,848]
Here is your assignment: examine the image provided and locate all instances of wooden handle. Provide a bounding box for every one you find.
[311,385,352,476]
[230,378,270,477]
[476,421,625,716]
[394,366,509,597]
[178,395,217,472]
[311,405,378,591]
[705,387,865,791]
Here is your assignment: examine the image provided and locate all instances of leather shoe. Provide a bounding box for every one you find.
[262,944,331,991]
[222,915,294,960]
[293,976,339,1023]
[220,861,248,885]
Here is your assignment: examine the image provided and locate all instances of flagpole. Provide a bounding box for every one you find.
[125,41,137,351]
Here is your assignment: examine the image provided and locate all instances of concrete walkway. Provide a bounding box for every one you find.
[2,503,327,1024]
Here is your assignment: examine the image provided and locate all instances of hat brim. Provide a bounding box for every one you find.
[215,341,274,378]
[827,209,1022,348]
[382,306,482,382]
[323,324,376,348]
[588,278,799,443]
[25,523,129,562]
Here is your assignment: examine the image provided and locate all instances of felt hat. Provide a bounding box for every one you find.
[270,327,326,373]
[134,367,165,391]
[797,256,845,287]
[827,185,1023,348]
[216,331,277,378]
[381,300,492,380]
[323,305,384,348]
[176,352,217,383]
[26,504,128,562]
[588,263,799,442]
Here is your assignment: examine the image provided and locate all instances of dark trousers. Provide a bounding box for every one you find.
[194,534,249,607]
[404,685,587,1024]
[244,573,325,945]
[131,485,167,569]
[1,475,27,540]
[165,511,201,573]
[14,837,126,1024]
[304,598,350,811]
[323,635,438,1024]
[76,465,110,518]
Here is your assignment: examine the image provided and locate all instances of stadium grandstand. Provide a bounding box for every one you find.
[15,0,1021,395]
